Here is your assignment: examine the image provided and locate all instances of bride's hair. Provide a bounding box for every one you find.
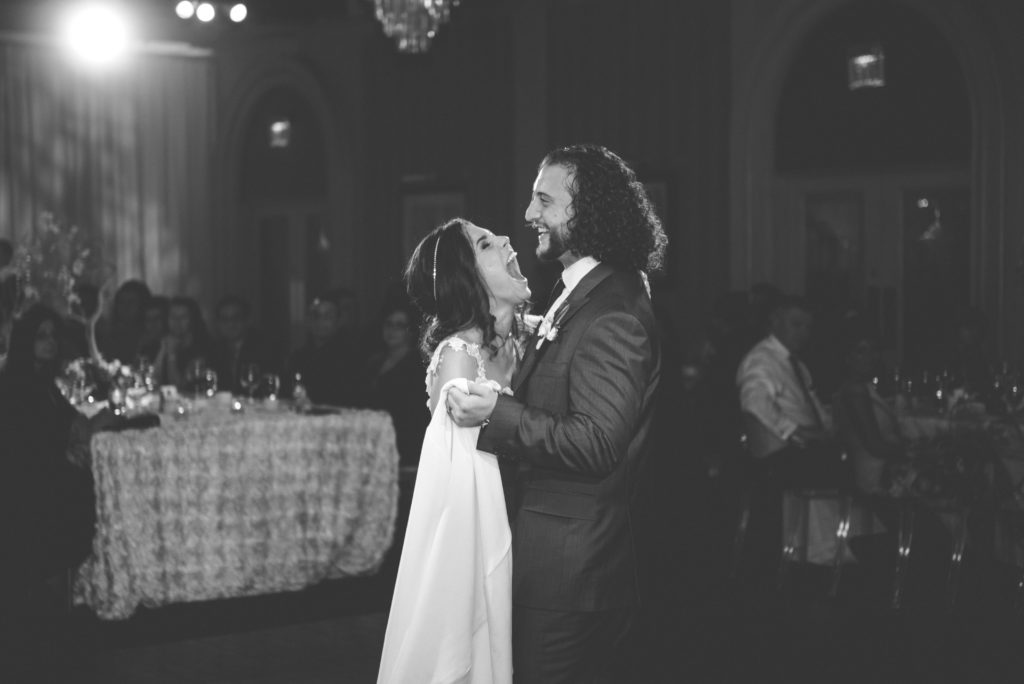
[405,217,502,361]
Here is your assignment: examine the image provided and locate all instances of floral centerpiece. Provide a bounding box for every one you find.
[889,426,996,505]
[0,213,140,405]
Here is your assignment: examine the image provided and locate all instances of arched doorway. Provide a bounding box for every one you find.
[729,0,1008,359]
[773,1,970,366]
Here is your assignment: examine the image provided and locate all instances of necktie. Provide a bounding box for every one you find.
[790,353,824,430]
[546,277,565,312]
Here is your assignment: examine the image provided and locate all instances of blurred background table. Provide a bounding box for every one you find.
[73,405,399,620]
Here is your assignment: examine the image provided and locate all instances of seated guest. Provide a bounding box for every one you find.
[834,328,903,495]
[0,305,117,676]
[136,295,169,365]
[356,299,429,466]
[287,293,359,406]
[153,296,210,390]
[207,295,276,395]
[735,295,841,584]
[736,295,838,486]
[96,279,150,363]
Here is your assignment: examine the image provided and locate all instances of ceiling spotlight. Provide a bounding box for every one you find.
[175,1,195,19]
[196,2,215,22]
[229,3,247,22]
[61,2,132,67]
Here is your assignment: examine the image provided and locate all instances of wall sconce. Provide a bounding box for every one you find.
[848,44,885,90]
[269,120,291,148]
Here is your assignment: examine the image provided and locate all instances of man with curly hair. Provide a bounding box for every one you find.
[449,143,667,683]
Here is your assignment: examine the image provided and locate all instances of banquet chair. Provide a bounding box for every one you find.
[732,412,854,598]
[994,505,1024,612]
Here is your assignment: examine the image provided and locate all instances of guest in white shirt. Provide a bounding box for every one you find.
[736,295,838,483]
[735,295,842,585]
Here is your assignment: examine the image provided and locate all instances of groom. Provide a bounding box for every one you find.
[448,143,666,683]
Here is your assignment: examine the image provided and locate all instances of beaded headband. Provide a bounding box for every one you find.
[432,230,442,302]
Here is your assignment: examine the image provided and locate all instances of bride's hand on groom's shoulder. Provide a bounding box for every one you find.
[447,381,498,428]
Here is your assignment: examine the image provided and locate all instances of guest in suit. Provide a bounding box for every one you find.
[287,293,359,406]
[208,295,276,395]
[449,143,666,683]
[357,299,429,466]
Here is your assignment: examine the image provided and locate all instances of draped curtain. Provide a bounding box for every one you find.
[0,38,214,297]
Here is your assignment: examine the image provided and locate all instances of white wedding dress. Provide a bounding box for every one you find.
[376,337,513,684]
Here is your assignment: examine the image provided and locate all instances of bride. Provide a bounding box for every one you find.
[377,217,531,684]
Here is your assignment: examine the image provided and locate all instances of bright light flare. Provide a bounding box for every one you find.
[61,3,132,67]
[175,1,195,19]
[229,3,247,22]
[196,2,215,22]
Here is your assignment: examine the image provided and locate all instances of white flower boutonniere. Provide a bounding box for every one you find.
[535,305,569,351]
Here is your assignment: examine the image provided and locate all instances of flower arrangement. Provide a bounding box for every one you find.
[6,212,109,321]
[895,427,996,505]
[0,212,117,381]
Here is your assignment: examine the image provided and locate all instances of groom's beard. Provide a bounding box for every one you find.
[533,220,569,263]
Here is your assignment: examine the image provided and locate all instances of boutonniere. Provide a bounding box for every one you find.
[535,304,569,351]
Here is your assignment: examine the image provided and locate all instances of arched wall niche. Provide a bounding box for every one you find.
[729,0,1012,353]
[214,56,355,328]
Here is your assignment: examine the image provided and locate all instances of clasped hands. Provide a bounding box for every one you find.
[446,381,498,428]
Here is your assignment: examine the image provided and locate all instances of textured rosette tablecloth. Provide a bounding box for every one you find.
[74,408,399,620]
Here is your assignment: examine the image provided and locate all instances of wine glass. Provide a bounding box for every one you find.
[261,373,281,402]
[239,362,260,402]
[186,359,207,398]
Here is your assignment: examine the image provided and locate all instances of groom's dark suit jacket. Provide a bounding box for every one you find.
[479,263,661,611]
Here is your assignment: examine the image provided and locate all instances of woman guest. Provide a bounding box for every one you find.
[358,299,429,466]
[136,295,169,365]
[153,296,210,390]
[96,279,150,364]
[0,305,117,676]
[835,329,904,495]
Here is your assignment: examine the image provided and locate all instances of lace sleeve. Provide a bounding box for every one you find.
[424,337,489,407]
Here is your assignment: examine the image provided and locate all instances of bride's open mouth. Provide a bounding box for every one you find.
[506,251,527,282]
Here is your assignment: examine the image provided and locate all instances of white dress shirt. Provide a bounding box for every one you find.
[544,256,600,320]
[736,334,830,457]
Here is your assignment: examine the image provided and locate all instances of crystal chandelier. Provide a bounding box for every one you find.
[373,0,461,54]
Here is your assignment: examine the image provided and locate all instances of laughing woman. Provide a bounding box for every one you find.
[377,218,531,684]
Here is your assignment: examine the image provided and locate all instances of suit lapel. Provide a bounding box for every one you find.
[512,263,616,392]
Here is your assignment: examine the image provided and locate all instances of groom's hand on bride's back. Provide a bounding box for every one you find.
[447,382,498,428]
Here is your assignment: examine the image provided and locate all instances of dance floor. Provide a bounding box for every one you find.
[17,560,1024,684]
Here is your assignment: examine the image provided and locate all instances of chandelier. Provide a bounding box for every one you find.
[373,0,461,53]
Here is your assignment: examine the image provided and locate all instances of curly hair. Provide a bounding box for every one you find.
[541,144,667,272]
[404,218,518,361]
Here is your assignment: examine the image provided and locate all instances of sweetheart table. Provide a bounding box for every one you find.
[73,406,399,619]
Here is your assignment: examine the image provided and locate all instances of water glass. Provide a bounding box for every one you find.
[240,363,260,401]
[202,368,218,397]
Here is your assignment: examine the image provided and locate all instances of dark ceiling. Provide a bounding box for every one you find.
[0,0,363,44]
